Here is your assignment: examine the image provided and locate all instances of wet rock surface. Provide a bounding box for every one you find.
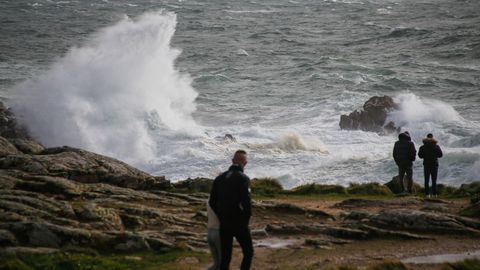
[339,96,400,133]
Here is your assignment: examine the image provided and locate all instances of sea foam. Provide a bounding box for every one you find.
[12,11,200,166]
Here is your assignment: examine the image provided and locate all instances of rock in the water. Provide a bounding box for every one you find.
[339,96,399,133]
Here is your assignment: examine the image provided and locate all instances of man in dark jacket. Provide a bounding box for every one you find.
[418,133,443,198]
[209,150,253,270]
[393,131,417,193]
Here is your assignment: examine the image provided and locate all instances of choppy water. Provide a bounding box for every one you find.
[1,0,479,188]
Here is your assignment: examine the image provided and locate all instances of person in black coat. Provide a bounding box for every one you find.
[393,131,417,193]
[418,133,443,197]
[209,150,253,270]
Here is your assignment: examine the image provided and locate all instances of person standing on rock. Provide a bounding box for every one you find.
[418,133,443,198]
[209,150,253,270]
[393,131,417,193]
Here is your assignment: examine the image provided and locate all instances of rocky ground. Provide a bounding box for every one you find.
[0,101,479,269]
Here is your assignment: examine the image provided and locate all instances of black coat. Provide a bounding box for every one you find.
[418,138,443,166]
[393,133,416,166]
[209,164,252,228]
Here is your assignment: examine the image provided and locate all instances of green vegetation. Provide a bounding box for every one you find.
[251,181,396,198]
[173,177,479,202]
[443,259,480,270]
[0,249,208,270]
[347,183,393,196]
[436,184,459,196]
[453,182,480,198]
[251,178,284,197]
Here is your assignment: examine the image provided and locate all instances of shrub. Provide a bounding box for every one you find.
[288,183,347,195]
[436,184,459,196]
[347,182,393,196]
[453,182,480,197]
[250,178,284,197]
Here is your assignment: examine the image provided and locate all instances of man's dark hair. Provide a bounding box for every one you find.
[427,133,433,138]
[235,149,247,155]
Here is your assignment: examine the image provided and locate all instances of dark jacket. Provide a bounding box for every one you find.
[418,138,443,166]
[209,164,251,227]
[393,132,416,166]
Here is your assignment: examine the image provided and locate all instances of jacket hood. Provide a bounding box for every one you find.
[422,137,437,144]
[398,132,411,141]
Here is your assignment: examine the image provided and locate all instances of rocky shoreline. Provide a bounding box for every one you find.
[0,101,479,269]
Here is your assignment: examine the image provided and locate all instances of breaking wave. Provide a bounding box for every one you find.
[12,11,200,166]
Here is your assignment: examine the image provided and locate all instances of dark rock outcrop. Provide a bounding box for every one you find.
[339,96,400,133]
[345,209,480,235]
[384,176,422,194]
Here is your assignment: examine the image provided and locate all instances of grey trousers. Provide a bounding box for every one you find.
[207,228,221,270]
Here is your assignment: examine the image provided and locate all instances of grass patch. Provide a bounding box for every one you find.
[443,258,480,270]
[347,183,393,196]
[436,184,459,197]
[251,178,284,197]
[0,249,208,270]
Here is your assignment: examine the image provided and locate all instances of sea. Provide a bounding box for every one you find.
[1,0,479,188]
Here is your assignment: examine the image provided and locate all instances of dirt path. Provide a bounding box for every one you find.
[187,196,480,270]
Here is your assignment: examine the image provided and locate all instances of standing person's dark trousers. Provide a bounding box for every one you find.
[398,164,413,192]
[220,224,253,270]
[393,132,416,193]
[424,164,438,196]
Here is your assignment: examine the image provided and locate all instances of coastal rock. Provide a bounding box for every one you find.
[172,177,213,193]
[0,146,167,190]
[367,209,480,235]
[335,198,422,208]
[339,96,399,133]
[0,103,31,140]
[9,138,44,154]
[0,229,17,245]
[0,136,22,156]
[384,176,422,194]
[256,202,333,219]
[265,224,369,239]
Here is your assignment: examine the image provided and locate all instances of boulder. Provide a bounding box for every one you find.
[0,102,31,140]
[385,176,422,194]
[339,96,400,133]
